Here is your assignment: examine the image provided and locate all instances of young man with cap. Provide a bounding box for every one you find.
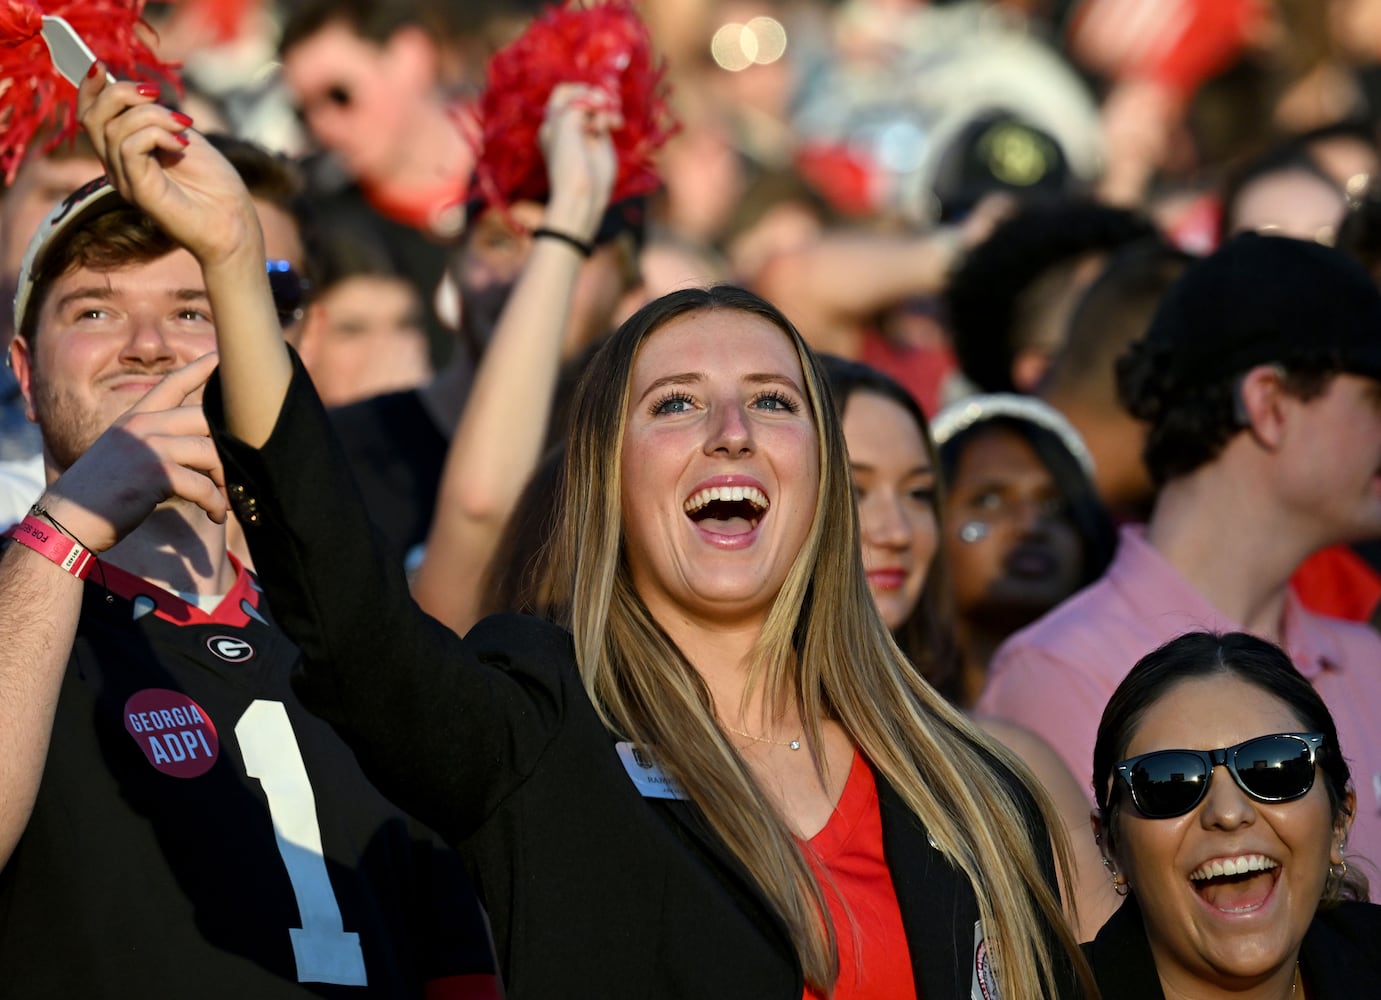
[0,134,314,532]
[977,232,1381,878]
[0,171,498,995]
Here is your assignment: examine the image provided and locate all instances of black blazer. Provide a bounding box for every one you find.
[207,358,1078,1000]
[1083,895,1381,998]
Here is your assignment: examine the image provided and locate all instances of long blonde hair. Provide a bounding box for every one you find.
[555,286,1095,998]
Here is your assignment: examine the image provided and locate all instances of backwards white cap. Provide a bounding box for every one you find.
[12,174,126,337]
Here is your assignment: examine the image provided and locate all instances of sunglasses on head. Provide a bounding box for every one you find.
[266,259,309,326]
[1114,732,1325,820]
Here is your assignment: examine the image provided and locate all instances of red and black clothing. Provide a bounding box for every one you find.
[804,752,916,1000]
[206,353,1080,1000]
[0,550,496,997]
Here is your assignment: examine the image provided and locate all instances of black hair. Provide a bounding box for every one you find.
[309,217,410,296]
[937,416,1116,587]
[1045,239,1193,408]
[1116,346,1334,486]
[945,198,1157,393]
[1337,187,1381,283]
[279,0,438,53]
[1092,631,1365,902]
[819,355,962,702]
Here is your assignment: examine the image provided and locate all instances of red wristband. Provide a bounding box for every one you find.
[5,514,94,579]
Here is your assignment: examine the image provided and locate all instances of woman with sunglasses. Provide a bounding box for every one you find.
[1086,631,1379,998]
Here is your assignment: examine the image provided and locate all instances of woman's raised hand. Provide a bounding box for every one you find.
[76,67,263,269]
[538,82,621,241]
[77,66,291,448]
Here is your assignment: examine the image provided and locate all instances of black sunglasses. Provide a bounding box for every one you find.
[266,259,309,326]
[1114,732,1325,819]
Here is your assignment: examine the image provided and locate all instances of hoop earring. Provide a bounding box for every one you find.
[1102,857,1130,895]
[1329,859,1348,881]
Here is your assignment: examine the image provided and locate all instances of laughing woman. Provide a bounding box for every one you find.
[1086,632,1379,998]
[74,76,1094,998]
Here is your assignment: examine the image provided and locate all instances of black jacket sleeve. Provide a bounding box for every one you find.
[205,352,578,842]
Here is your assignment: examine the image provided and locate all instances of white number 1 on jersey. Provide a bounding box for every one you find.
[237,699,368,985]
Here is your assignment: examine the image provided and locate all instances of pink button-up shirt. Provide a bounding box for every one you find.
[979,525,1381,878]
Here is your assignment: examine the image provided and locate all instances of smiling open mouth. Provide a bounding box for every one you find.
[1189,854,1280,912]
[684,486,769,535]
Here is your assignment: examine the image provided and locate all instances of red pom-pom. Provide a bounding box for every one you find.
[469,0,677,217]
[0,1,43,40]
[0,0,181,182]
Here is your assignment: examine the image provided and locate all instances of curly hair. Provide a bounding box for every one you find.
[945,198,1157,393]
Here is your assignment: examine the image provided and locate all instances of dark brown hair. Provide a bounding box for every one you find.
[1093,631,1366,904]
[20,204,176,344]
[819,354,962,701]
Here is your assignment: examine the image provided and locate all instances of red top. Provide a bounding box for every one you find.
[803,753,918,1000]
[1292,544,1381,623]
[860,331,956,417]
[1068,0,1264,100]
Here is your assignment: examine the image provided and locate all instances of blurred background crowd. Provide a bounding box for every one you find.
[7,2,1379,438]
[5,0,1381,961]
[8,0,1381,422]
[7,0,1381,751]
[6,0,1381,701]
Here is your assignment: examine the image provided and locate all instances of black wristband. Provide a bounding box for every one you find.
[531,226,594,258]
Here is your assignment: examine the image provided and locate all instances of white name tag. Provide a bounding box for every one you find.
[971,920,1001,1000]
[616,741,688,800]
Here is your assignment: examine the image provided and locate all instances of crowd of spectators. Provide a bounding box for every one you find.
[5,0,1381,995]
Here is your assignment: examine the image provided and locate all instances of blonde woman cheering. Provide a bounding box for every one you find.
[71,70,1095,1000]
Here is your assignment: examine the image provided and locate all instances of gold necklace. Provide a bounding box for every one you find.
[723,724,803,751]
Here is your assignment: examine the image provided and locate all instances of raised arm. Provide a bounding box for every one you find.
[752,195,1012,357]
[76,69,288,446]
[412,84,618,635]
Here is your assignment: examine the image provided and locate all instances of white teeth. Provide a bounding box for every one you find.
[1189,854,1279,881]
[683,485,770,515]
